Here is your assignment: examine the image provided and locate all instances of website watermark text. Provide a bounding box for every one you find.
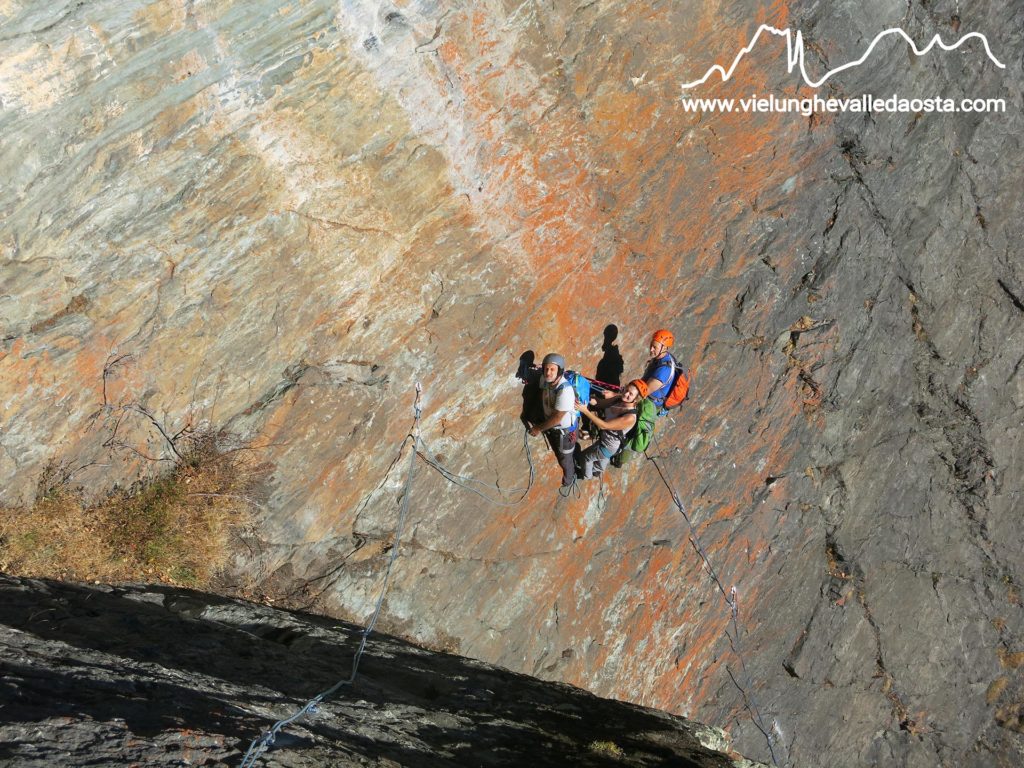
[681,93,1006,115]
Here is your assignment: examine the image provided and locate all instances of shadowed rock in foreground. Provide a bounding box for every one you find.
[3,1,1023,765]
[0,575,759,767]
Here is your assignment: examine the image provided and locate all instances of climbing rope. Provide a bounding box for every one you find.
[521,364,622,394]
[646,453,786,768]
[585,376,622,393]
[724,588,779,765]
[239,383,424,768]
[238,377,783,766]
[557,477,582,499]
[415,427,536,507]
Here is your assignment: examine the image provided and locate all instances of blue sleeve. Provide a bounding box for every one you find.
[651,360,673,383]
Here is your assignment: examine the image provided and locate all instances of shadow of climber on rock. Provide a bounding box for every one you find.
[595,324,624,388]
[517,350,544,428]
[583,324,624,440]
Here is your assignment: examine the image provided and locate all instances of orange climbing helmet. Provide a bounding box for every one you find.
[651,329,674,348]
[628,379,649,399]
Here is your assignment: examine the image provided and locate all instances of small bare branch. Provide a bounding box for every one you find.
[170,420,194,443]
[105,438,174,463]
[101,410,127,449]
[125,404,184,461]
[217,440,289,456]
[101,353,133,408]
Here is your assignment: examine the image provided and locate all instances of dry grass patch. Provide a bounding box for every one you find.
[0,432,265,588]
[588,740,625,759]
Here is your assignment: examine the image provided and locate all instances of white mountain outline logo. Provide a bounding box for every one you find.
[680,25,1006,90]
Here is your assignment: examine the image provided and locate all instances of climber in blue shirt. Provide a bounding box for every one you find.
[642,329,676,411]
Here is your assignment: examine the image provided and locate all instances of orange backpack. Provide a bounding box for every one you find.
[662,355,691,410]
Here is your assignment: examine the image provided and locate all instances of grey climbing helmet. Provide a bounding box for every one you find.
[542,353,565,371]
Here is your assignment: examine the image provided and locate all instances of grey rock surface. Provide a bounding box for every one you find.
[1,1,1023,767]
[0,574,757,767]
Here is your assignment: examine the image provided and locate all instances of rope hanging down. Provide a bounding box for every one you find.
[239,382,782,766]
[416,428,536,507]
[646,453,787,768]
[239,383,424,768]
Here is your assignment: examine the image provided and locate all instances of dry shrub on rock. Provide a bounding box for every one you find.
[0,430,267,587]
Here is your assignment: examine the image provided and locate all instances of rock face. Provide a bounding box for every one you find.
[2,1,1023,767]
[0,575,758,767]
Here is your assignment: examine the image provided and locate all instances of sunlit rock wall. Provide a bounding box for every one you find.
[2,1,1022,765]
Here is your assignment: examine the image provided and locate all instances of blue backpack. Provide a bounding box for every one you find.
[562,370,591,431]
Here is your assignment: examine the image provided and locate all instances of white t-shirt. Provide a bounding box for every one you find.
[540,376,575,430]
